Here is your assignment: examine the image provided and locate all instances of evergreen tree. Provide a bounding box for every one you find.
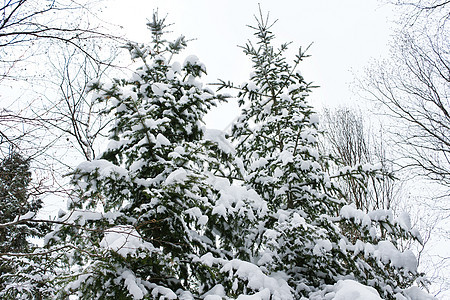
[0,151,53,299]
[48,13,289,299]
[219,9,424,300]
[0,152,36,253]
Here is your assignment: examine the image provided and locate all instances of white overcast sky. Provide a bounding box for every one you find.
[105,0,396,129]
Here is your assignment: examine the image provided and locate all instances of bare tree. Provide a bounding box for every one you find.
[390,0,450,28]
[0,0,119,81]
[0,0,123,164]
[362,1,449,297]
[0,109,47,155]
[321,107,401,212]
[363,33,449,190]
[38,42,117,163]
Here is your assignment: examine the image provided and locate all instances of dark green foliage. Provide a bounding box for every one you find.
[0,151,52,299]
[0,151,44,250]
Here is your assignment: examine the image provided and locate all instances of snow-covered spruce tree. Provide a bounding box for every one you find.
[0,152,54,299]
[219,10,424,300]
[0,152,36,254]
[45,13,294,299]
